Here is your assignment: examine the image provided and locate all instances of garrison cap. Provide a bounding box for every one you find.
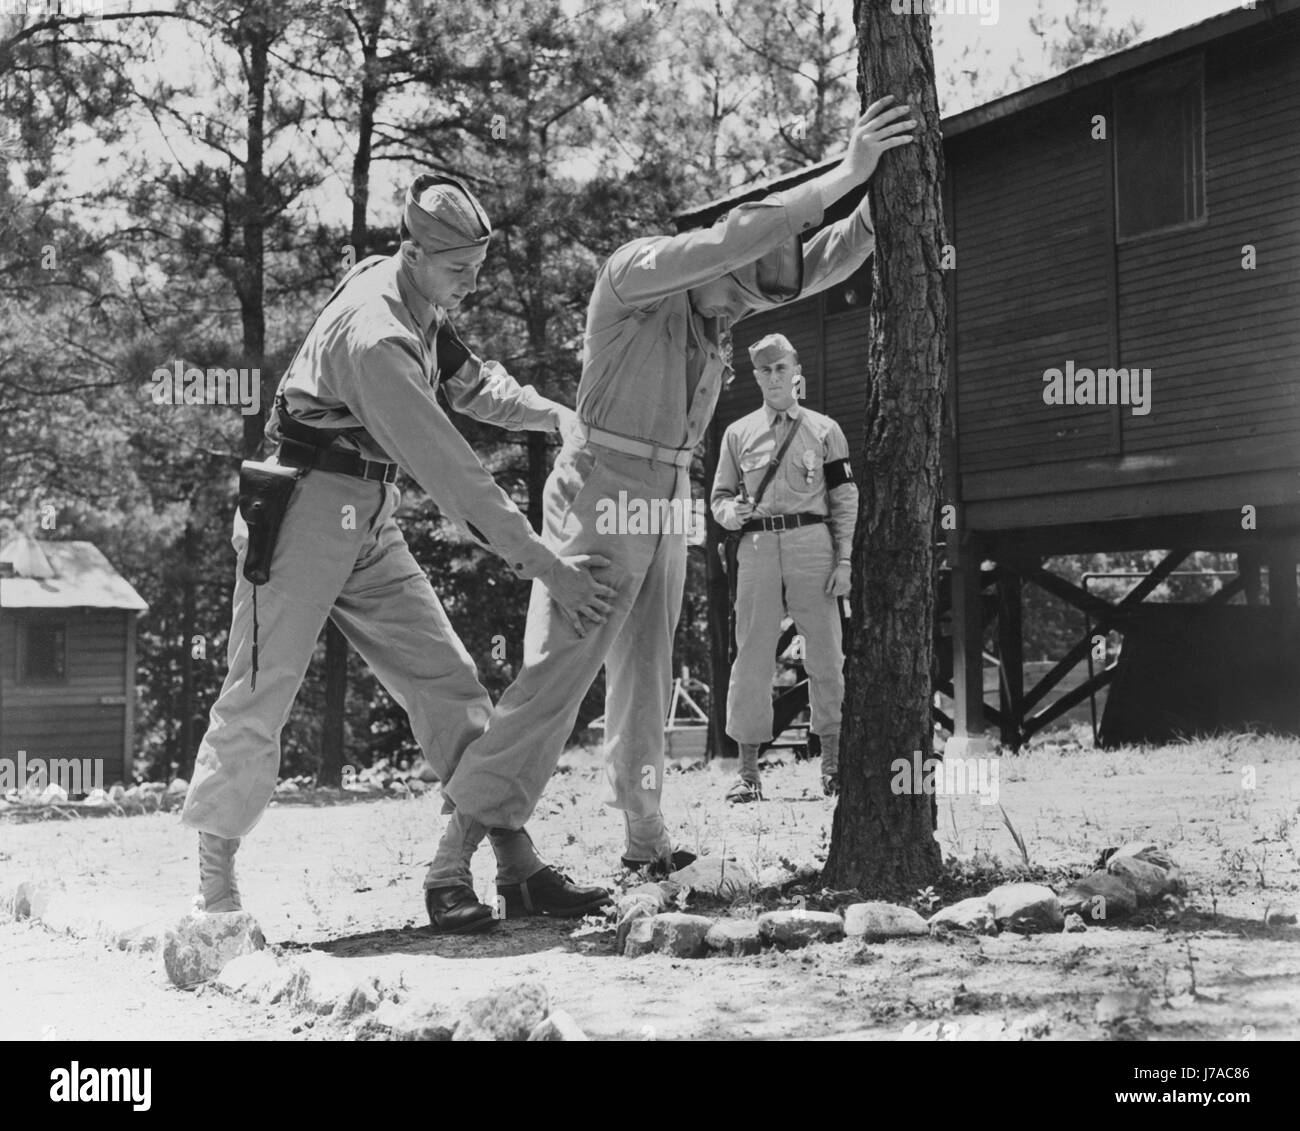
[748,333,798,368]
[404,173,492,253]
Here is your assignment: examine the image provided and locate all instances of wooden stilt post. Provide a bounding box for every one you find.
[1238,548,1262,605]
[996,566,1023,749]
[1267,545,1297,608]
[947,534,993,756]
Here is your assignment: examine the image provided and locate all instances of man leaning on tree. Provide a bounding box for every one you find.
[422,98,914,904]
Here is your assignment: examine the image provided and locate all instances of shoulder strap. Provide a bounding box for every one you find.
[749,415,804,508]
[272,255,389,408]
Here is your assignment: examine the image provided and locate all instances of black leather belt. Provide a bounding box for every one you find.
[276,437,397,484]
[741,512,826,534]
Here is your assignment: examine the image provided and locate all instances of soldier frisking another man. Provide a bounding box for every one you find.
[711,334,858,802]
[181,175,619,934]
[425,98,914,913]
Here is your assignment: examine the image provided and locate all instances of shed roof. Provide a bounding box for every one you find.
[0,534,148,612]
[674,0,1298,227]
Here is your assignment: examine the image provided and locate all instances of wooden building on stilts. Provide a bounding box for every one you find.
[681,2,1300,756]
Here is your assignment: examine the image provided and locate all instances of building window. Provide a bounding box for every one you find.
[19,621,67,683]
[1115,57,1205,240]
[824,256,873,316]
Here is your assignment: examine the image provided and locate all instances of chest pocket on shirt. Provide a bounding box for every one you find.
[786,436,825,494]
[738,445,774,493]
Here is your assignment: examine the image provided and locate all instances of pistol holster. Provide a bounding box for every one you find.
[238,460,302,585]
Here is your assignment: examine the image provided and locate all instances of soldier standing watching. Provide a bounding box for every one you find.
[182,174,616,935]
[711,334,858,800]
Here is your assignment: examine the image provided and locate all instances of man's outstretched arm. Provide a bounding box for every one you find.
[607,98,914,309]
[441,332,574,436]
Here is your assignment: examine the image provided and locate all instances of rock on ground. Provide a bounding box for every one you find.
[649,912,715,958]
[213,951,294,1005]
[705,918,763,956]
[453,982,549,1041]
[162,911,265,989]
[1094,988,1151,1026]
[1064,912,1087,933]
[528,1009,589,1041]
[1107,841,1178,873]
[623,916,656,958]
[668,857,755,897]
[356,998,455,1041]
[844,902,928,940]
[286,953,382,1021]
[757,910,844,949]
[616,901,656,955]
[1105,854,1181,905]
[929,897,997,936]
[1059,871,1139,923]
[755,865,792,891]
[987,882,1063,935]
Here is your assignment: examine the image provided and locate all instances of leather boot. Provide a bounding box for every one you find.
[425,885,497,934]
[497,866,612,919]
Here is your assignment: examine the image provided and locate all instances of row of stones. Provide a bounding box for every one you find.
[0,779,187,808]
[619,842,1191,958]
[214,949,586,1041]
[4,881,586,1041]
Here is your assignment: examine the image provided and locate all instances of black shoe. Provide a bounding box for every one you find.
[425,884,497,934]
[497,866,612,919]
[619,848,697,878]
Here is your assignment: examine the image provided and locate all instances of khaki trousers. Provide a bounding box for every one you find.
[726,522,844,745]
[182,467,492,839]
[444,439,687,856]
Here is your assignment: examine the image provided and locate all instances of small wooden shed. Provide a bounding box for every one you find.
[0,533,148,787]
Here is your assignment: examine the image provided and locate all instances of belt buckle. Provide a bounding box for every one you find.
[771,514,787,533]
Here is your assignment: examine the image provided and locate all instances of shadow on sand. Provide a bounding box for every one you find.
[290,917,616,961]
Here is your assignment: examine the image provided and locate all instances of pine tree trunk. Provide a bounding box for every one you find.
[239,9,269,459]
[320,4,387,790]
[822,0,946,895]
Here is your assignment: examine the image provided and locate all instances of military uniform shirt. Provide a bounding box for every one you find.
[711,403,858,563]
[579,182,876,452]
[268,255,562,579]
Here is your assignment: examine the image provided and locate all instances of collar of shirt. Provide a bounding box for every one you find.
[394,257,443,340]
[763,402,802,428]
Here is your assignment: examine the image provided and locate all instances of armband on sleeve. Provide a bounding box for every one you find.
[825,457,853,489]
[435,319,471,379]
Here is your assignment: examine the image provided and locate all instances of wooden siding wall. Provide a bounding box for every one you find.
[708,16,1300,535]
[822,310,873,463]
[948,92,1116,475]
[0,610,129,785]
[1118,22,1300,456]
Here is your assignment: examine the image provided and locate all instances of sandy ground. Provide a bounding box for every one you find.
[2,731,1298,1041]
